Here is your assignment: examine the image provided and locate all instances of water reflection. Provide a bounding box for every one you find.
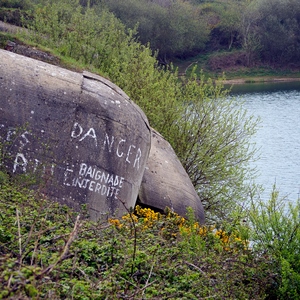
[226,80,300,95]
[229,82,300,203]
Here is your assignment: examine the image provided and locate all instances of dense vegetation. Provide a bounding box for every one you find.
[2,0,300,68]
[1,0,300,298]
[0,175,284,299]
[1,170,300,299]
[96,0,300,68]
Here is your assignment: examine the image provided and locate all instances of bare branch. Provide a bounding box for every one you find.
[36,215,81,279]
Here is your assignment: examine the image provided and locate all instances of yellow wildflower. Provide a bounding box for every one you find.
[108,218,123,229]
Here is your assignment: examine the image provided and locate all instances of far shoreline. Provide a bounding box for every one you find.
[222,77,300,85]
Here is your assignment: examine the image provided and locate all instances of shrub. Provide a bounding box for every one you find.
[249,186,300,299]
[172,68,258,222]
[0,177,273,299]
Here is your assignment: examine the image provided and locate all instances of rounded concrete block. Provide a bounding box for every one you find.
[139,129,205,224]
[0,49,151,220]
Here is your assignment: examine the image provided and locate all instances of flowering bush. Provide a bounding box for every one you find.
[0,179,274,299]
[110,205,249,252]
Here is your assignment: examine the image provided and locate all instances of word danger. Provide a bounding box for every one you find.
[71,122,142,169]
[64,163,125,198]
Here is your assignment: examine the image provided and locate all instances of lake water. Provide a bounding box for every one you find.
[228,81,300,203]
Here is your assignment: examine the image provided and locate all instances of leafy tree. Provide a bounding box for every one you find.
[239,1,262,66]
[101,0,209,62]
[215,1,244,50]
[244,0,300,65]
[202,0,244,51]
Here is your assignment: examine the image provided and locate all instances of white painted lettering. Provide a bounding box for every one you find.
[113,176,119,186]
[95,182,101,193]
[126,144,136,164]
[6,129,16,141]
[108,174,114,185]
[70,123,143,170]
[79,163,87,176]
[13,153,28,173]
[116,139,126,157]
[103,133,114,152]
[79,128,97,146]
[109,186,115,196]
[133,148,142,169]
[20,131,31,149]
[73,177,83,188]
[95,170,101,180]
[110,186,120,197]
[89,180,95,191]
[86,166,95,178]
[101,172,109,184]
[101,185,107,195]
[119,177,124,188]
[63,166,73,186]
[114,188,120,198]
[71,122,83,138]
[82,179,90,189]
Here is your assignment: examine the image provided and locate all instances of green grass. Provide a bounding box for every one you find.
[0,176,273,299]
[174,51,300,82]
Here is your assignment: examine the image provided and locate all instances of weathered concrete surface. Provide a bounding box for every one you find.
[138,129,205,224]
[0,49,151,220]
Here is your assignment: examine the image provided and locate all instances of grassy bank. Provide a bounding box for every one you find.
[174,52,300,83]
[0,177,273,299]
[2,172,300,299]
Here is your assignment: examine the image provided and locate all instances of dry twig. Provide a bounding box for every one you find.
[36,215,81,279]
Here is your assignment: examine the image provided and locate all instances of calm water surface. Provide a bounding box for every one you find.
[229,81,300,202]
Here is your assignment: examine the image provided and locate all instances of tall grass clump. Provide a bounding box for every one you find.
[249,186,300,299]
